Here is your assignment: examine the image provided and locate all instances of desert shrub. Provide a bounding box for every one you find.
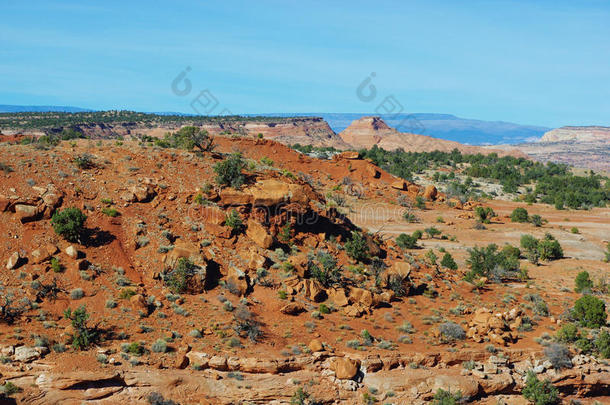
[70,288,84,300]
[425,227,441,239]
[544,343,572,369]
[520,234,540,264]
[163,258,201,294]
[464,243,517,282]
[73,153,95,169]
[439,321,465,342]
[537,233,563,261]
[432,388,462,405]
[309,251,340,287]
[511,207,529,223]
[604,242,610,263]
[0,381,21,396]
[525,293,550,317]
[162,126,214,152]
[151,339,168,353]
[122,342,145,356]
[50,257,62,273]
[214,153,246,188]
[572,295,607,328]
[594,330,610,358]
[396,233,418,249]
[522,370,559,405]
[415,195,426,209]
[440,253,458,270]
[555,323,579,343]
[51,207,87,243]
[64,305,96,350]
[233,305,262,342]
[387,275,407,297]
[475,206,495,224]
[574,271,593,293]
[530,214,543,227]
[101,207,119,217]
[344,231,370,262]
[225,209,243,232]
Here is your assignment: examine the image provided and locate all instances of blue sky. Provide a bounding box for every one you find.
[1,0,609,127]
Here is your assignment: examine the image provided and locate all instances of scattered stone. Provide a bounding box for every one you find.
[6,251,21,270]
[423,185,438,200]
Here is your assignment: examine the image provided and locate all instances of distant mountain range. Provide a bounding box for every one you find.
[0,104,92,113]
[0,105,549,145]
[274,113,549,145]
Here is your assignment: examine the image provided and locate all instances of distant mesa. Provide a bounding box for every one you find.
[339,116,524,157]
[541,126,610,143]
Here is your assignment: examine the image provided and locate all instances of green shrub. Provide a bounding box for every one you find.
[415,195,426,209]
[163,258,200,294]
[396,233,418,249]
[425,227,441,239]
[64,305,96,350]
[225,209,243,232]
[309,251,340,287]
[574,271,593,293]
[572,295,606,328]
[101,207,119,217]
[0,381,21,396]
[161,126,214,151]
[530,214,543,227]
[214,153,246,188]
[344,231,370,262]
[475,206,495,224]
[555,323,579,343]
[73,153,95,169]
[432,388,462,405]
[522,370,559,405]
[51,207,87,243]
[520,234,540,264]
[122,342,144,356]
[594,330,610,358]
[50,257,62,273]
[511,207,529,223]
[440,253,458,270]
[537,233,563,261]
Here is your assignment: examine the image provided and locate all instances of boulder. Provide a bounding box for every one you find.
[219,189,252,206]
[186,352,209,369]
[130,185,155,202]
[14,346,48,362]
[302,279,325,302]
[391,180,407,190]
[384,262,411,287]
[331,357,360,380]
[65,245,79,259]
[246,219,274,249]
[348,287,374,308]
[15,204,40,222]
[423,185,438,201]
[280,303,305,316]
[6,251,21,270]
[308,339,324,352]
[226,267,249,296]
[30,248,51,264]
[288,252,309,278]
[327,287,349,307]
[247,250,268,270]
[367,165,381,178]
[129,294,148,314]
[247,179,310,207]
[0,195,11,212]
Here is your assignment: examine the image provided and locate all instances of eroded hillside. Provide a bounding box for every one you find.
[0,134,608,404]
